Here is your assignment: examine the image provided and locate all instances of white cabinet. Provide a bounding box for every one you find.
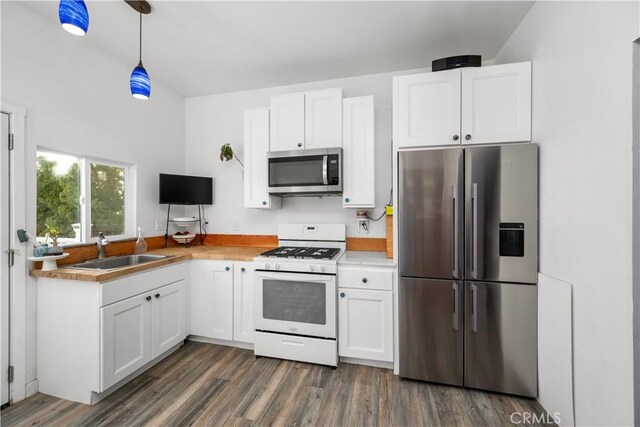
[305,88,343,149]
[270,93,305,152]
[338,265,394,363]
[342,96,375,208]
[101,293,152,391]
[152,280,188,357]
[101,279,187,391]
[243,108,281,209]
[396,70,461,148]
[338,288,393,362]
[270,88,342,151]
[233,262,254,343]
[395,62,531,148]
[461,62,531,144]
[190,260,234,340]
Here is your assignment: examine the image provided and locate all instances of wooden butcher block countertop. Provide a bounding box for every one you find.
[31,245,272,282]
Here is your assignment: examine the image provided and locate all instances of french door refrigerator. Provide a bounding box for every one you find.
[398,143,538,397]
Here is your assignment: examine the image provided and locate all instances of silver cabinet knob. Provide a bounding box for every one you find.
[362,278,368,283]
[345,198,350,203]
[262,201,267,206]
[146,296,152,302]
[225,266,230,271]
[241,267,245,272]
[465,134,471,141]
[340,292,345,298]
[297,143,302,147]
[453,135,459,141]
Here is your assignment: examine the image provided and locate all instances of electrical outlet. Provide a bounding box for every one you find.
[358,219,369,234]
[233,220,240,231]
[155,218,164,232]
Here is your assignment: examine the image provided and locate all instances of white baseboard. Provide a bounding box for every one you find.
[187,335,254,351]
[340,356,394,370]
[25,380,38,398]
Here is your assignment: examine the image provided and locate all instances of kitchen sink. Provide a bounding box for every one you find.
[70,254,169,270]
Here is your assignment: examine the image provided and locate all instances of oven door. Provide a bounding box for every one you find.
[268,148,342,195]
[255,270,336,339]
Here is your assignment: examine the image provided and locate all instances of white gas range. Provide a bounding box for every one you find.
[253,224,345,367]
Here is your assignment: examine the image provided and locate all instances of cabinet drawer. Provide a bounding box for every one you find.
[254,331,338,367]
[338,267,393,291]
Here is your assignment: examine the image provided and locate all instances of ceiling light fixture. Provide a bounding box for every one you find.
[126,1,152,100]
[58,0,89,36]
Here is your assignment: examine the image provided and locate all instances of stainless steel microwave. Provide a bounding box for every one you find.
[267,148,342,196]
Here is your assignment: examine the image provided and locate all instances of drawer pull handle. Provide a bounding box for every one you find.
[155,293,160,299]
[362,278,368,283]
[145,296,152,302]
[282,340,304,347]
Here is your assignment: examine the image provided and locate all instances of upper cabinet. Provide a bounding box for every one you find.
[244,108,281,209]
[270,88,342,152]
[461,62,531,144]
[343,96,375,208]
[305,88,343,149]
[395,62,531,148]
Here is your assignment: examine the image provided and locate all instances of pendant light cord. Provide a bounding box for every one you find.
[139,12,142,63]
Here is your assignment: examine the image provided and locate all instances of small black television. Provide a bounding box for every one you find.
[159,173,213,205]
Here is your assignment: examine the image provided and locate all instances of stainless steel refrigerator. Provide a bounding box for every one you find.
[398,143,538,398]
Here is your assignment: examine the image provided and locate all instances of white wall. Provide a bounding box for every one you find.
[185,68,435,238]
[1,2,185,392]
[495,2,639,425]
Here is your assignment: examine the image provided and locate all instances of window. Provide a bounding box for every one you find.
[36,150,133,244]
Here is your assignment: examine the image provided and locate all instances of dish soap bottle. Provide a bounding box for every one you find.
[134,227,148,254]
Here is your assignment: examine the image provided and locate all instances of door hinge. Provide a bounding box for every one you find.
[8,366,14,383]
[8,133,14,151]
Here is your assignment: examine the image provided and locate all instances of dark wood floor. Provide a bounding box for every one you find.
[1,341,549,426]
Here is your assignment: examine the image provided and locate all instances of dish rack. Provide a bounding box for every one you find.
[163,204,206,248]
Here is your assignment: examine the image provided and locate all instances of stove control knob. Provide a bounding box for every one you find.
[308,265,315,272]
[274,263,280,270]
[318,265,325,273]
[264,263,271,270]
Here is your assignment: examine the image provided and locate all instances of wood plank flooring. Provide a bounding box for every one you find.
[1,342,550,426]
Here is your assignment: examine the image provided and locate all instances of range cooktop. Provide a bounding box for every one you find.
[260,246,341,260]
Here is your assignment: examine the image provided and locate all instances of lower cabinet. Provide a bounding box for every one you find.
[233,262,254,343]
[101,279,187,391]
[338,264,394,363]
[190,260,234,340]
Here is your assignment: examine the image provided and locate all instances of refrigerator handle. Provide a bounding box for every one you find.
[452,282,459,330]
[471,183,478,279]
[452,185,459,278]
[471,283,478,332]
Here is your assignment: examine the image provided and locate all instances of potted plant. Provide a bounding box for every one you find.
[45,225,63,254]
[220,143,244,168]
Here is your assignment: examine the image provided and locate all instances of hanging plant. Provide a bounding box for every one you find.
[219,143,244,168]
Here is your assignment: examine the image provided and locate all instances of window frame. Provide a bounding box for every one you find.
[36,148,135,245]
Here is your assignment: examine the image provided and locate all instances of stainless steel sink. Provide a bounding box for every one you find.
[70,254,168,270]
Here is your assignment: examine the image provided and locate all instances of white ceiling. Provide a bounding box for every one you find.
[24,1,534,97]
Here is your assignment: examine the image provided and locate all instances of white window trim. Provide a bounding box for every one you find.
[36,148,135,244]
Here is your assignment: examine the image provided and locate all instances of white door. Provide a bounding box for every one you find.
[342,96,375,208]
[396,70,461,148]
[338,288,393,362]
[305,88,343,149]
[270,93,305,152]
[151,280,187,358]
[233,262,254,343]
[0,112,10,406]
[190,260,234,340]
[244,108,281,209]
[461,62,531,144]
[101,293,152,391]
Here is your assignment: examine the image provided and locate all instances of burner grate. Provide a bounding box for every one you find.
[260,246,340,260]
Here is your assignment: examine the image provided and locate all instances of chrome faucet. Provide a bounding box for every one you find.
[97,232,110,259]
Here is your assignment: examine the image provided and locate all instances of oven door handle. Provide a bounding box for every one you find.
[322,155,329,185]
[256,271,332,283]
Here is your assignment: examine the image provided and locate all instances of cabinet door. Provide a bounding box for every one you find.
[305,88,343,149]
[190,260,234,340]
[151,280,187,358]
[244,108,281,209]
[396,70,461,148]
[233,262,254,343]
[270,93,305,151]
[465,282,537,397]
[399,278,463,386]
[342,96,375,208]
[101,294,152,391]
[338,288,393,362]
[461,62,531,144]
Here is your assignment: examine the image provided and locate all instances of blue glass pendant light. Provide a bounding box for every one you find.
[130,12,151,100]
[58,0,89,36]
